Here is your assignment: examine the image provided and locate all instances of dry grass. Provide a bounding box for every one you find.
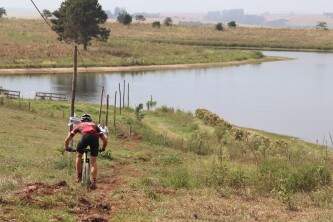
[109,22,333,50]
[0,19,264,69]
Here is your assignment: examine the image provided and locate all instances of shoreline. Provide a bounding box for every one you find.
[0,56,285,75]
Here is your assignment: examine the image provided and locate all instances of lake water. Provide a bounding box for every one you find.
[1,51,333,142]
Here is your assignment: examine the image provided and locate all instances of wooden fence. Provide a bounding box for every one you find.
[0,89,21,99]
[35,92,68,101]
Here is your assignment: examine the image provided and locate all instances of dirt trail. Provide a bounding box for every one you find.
[76,163,126,222]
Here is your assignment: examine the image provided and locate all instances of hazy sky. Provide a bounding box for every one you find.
[2,0,332,14]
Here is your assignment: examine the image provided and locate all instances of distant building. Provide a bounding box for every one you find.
[205,11,222,21]
[205,9,266,25]
[265,19,289,27]
[221,9,244,21]
[324,12,333,18]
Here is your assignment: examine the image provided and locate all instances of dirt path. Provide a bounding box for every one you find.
[76,163,126,222]
[0,57,284,75]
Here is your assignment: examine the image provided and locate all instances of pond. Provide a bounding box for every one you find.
[1,51,333,142]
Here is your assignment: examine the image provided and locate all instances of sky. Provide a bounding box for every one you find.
[2,0,332,14]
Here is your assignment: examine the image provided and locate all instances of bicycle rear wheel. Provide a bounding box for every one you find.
[81,153,91,188]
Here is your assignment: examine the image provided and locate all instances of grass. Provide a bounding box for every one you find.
[0,19,267,69]
[0,98,332,221]
[109,22,333,51]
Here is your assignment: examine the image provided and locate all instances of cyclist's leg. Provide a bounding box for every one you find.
[88,135,100,187]
[91,156,97,182]
[76,136,88,182]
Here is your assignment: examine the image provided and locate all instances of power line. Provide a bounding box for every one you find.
[28,0,88,68]
[29,0,53,29]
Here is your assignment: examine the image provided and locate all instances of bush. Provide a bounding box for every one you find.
[100,150,113,160]
[258,159,331,193]
[161,167,192,189]
[228,21,237,28]
[215,23,224,31]
[152,21,161,28]
[117,11,132,25]
[187,131,212,155]
[228,167,248,188]
[135,104,144,121]
[164,17,173,26]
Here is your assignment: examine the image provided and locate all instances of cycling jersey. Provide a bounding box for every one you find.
[71,122,102,137]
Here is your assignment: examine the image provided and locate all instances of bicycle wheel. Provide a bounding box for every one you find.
[81,153,91,188]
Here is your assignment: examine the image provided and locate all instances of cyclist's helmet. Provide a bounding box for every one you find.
[81,114,93,122]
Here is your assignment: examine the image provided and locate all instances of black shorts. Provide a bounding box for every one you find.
[77,134,99,157]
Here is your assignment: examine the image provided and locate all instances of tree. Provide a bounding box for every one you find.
[42,9,52,18]
[164,17,173,26]
[316,21,328,30]
[135,15,146,22]
[228,21,237,28]
[51,0,110,50]
[215,23,224,31]
[117,11,132,25]
[152,21,161,28]
[0,7,6,18]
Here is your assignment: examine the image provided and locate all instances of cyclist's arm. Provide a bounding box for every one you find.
[64,133,74,150]
[64,127,79,150]
[100,134,108,150]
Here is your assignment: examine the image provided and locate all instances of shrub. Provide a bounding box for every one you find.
[161,167,192,189]
[228,167,249,188]
[258,159,331,193]
[187,131,212,155]
[158,106,174,113]
[228,21,237,28]
[164,17,173,26]
[135,104,144,121]
[215,23,224,31]
[152,21,161,28]
[117,11,132,25]
[100,150,113,160]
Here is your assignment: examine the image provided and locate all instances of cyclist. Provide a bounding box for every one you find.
[64,114,108,190]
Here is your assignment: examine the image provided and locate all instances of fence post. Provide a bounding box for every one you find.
[123,80,126,109]
[98,87,105,124]
[106,94,110,127]
[127,82,130,108]
[118,83,122,115]
[114,91,117,131]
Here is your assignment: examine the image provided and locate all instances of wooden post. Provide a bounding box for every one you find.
[127,82,130,108]
[123,80,126,109]
[28,102,31,111]
[70,45,78,118]
[70,45,78,149]
[114,91,117,129]
[106,94,110,127]
[98,86,105,124]
[118,83,122,115]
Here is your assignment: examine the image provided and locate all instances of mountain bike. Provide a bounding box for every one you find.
[66,147,104,189]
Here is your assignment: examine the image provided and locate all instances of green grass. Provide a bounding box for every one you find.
[0,98,332,221]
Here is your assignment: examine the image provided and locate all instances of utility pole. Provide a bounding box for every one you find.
[70,45,78,119]
[69,45,78,151]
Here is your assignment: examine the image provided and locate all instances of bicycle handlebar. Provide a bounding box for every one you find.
[65,147,105,153]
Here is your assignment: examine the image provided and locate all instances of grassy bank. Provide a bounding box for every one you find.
[0,19,266,69]
[109,23,333,51]
[0,98,332,221]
